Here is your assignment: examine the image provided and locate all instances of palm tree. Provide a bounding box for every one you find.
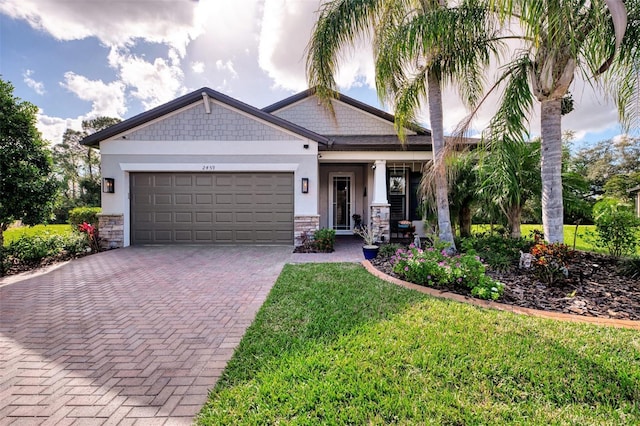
[306,0,501,252]
[477,0,632,243]
[477,138,541,238]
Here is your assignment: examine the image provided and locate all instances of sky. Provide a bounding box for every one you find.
[0,0,630,149]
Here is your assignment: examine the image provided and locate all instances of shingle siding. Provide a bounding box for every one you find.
[125,101,299,141]
[272,97,414,136]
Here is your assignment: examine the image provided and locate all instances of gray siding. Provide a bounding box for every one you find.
[272,97,415,136]
[125,101,299,141]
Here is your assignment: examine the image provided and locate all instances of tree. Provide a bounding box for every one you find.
[477,139,541,238]
[307,0,501,252]
[0,78,58,246]
[480,0,632,243]
[52,116,120,216]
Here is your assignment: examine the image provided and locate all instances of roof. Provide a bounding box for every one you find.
[81,87,331,148]
[628,185,640,194]
[262,87,431,137]
[321,135,431,151]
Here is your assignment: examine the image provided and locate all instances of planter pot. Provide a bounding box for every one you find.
[362,245,380,260]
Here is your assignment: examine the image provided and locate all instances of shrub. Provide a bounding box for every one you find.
[5,232,90,263]
[617,257,640,280]
[460,234,532,272]
[378,243,402,259]
[529,241,574,285]
[313,228,335,253]
[69,207,101,228]
[391,244,504,300]
[591,199,640,257]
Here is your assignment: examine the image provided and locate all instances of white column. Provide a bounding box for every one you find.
[372,159,388,205]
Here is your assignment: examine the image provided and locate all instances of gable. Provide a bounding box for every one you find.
[124,100,301,142]
[270,96,417,137]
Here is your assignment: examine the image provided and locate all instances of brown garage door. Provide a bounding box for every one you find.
[130,172,293,244]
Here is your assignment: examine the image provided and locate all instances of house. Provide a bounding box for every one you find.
[629,185,640,218]
[81,87,433,248]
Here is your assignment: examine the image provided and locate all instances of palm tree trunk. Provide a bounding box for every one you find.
[459,205,472,238]
[428,71,456,252]
[540,99,564,243]
[507,205,522,239]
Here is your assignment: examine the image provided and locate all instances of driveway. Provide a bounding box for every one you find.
[0,246,292,425]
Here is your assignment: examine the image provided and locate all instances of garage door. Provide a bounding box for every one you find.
[130,172,294,244]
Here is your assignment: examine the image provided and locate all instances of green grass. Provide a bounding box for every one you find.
[3,224,73,246]
[472,224,612,253]
[198,263,640,425]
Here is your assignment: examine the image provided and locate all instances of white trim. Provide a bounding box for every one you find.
[328,172,355,235]
[319,151,431,161]
[119,163,300,172]
[101,139,315,155]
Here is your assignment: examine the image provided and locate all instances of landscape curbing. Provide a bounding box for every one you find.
[362,260,640,330]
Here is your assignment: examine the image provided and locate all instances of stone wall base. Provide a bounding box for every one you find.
[98,214,124,249]
[294,215,320,246]
[370,204,390,243]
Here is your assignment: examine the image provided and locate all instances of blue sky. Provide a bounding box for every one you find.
[0,0,628,148]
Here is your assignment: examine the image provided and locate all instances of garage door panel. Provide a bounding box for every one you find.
[155,175,172,186]
[175,212,193,223]
[196,194,213,205]
[175,176,193,186]
[175,194,192,204]
[154,194,172,205]
[131,172,293,244]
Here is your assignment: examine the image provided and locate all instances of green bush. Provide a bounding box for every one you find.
[5,232,89,263]
[313,228,336,253]
[617,257,640,280]
[69,207,101,229]
[591,199,640,257]
[391,244,504,300]
[377,243,402,259]
[460,233,532,272]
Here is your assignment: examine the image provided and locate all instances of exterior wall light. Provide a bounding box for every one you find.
[103,178,115,193]
[301,178,309,194]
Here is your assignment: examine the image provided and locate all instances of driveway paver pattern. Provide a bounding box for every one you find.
[0,245,292,425]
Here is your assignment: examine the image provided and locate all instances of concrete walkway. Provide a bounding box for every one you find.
[0,246,293,425]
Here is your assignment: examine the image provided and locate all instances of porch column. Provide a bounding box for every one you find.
[370,159,390,243]
[372,160,388,204]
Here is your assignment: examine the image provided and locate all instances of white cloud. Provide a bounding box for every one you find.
[23,69,45,95]
[36,111,82,145]
[191,61,205,74]
[61,72,127,118]
[0,0,201,56]
[215,60,238,78]
[108,47,186,109]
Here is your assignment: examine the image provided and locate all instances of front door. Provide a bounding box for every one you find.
[329,173,354,235]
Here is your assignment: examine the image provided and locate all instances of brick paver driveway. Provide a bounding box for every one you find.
[0,245,292,425]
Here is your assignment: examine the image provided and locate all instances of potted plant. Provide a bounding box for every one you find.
[354,225,380,260]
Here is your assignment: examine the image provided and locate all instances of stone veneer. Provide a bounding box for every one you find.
[370,204,390,243]
[98,214,124,249]
[294,215,320,246]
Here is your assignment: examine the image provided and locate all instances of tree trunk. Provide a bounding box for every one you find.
[507,205,522,239]
[459,205,472,238]
[427,71,456,252]
[540,99,564,243]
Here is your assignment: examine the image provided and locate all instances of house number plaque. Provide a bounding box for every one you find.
[201,165,216,171]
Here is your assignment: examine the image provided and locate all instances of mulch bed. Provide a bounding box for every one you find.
[371,250,640,321]
[1,250,94,277]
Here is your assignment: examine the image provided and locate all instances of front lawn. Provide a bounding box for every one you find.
[3,224,73,246]
[198,263,640,425]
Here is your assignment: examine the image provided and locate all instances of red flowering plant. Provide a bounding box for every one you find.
[529,240,574,285]
[78,222,100,252]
